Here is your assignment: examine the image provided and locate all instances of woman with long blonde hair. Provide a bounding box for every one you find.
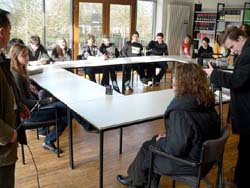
[10,43,67,154]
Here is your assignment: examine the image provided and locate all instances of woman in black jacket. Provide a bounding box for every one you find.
[117,63,220,188]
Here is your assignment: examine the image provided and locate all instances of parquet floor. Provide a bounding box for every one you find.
[15,73,238,188]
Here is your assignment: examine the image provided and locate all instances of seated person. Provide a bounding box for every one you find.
[179,34,193,58]
[146,32,168,85]
[116,63,220,188]
[121,31,144,91]
[197,37,213,58]
[240,23,250,37]
[51,37,72,62]
[213,36,227,59]
[10,43,66,153]
[79,34,109,86]
[27,35,50,65]
[99,35,120,93]
[10,44,97,152]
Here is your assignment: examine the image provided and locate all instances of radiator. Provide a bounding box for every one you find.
[166,4,191,55]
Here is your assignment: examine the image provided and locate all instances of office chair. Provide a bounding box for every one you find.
[148,127,229,188]
[20,105,60,165]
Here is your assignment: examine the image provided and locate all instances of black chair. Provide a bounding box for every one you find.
[148,127,229,188]
[20,105,60,164]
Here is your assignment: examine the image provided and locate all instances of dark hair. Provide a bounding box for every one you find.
[173,63,214,107]
[30,35,41,46]
[0,9,10,27]
[186,34,192,41]
[7,38,24,50]
[157,32,164,38]
[202,37,210,44]
[219,26,247,44]
[132,31,139,37]
[240,24,250,36]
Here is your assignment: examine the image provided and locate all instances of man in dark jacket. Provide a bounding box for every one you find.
[121,31,143,91]
[99,35,120,92]
[146,33,168,85]
[204,26,250,188]
[27,35,50,64]
[0,9,29,188]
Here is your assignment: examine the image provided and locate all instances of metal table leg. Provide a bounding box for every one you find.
[67,108,74,169]
[99,130,104,188]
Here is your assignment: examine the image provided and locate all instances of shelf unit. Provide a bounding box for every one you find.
[215,3,244,37]
[193,10,217,45]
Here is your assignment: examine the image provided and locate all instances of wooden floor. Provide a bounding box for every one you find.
[15,73,238,188]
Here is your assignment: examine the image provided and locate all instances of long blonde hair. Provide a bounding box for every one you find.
[173,63,214,107]
[10,43,29,78]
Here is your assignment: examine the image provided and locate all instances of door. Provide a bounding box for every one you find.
[166,4,191,55]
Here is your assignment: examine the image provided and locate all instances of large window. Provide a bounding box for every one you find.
[0,0,71,49]
[0,0,43,44]
[45,0,71,49]
[78,2,103,49]
[136,0,156,45]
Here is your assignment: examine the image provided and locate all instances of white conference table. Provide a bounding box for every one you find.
[65,89,174,188]
[31,65,175,188]
[29,55,196,70]
[29,55,196,94]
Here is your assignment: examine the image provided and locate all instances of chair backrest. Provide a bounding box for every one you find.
[201,127,229,165]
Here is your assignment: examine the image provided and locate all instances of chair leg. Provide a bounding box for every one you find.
[36,129,39,140]
[172,180,175,188]
[21,144,25,165]
[227,105,230,124]
[131,69,134,87]
[56,115,60,158]
[148,151,154,188]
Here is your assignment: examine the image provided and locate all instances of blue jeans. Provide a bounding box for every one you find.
[28,101,67,143]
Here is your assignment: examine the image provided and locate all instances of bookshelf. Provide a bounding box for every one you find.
[216,3,244,37]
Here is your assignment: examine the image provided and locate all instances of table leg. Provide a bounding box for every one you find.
[122,64,126,94]
[119,128,123,154]
[170,61,176,88]
[67,108,74,169]
[99,130,104,188]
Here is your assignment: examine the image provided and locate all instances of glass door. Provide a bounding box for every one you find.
[109,4,131,50]
[73,0,136,59]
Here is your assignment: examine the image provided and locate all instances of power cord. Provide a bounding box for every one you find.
[26,144,41,188]
[19,100,41,188]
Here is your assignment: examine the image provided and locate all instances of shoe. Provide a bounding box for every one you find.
[140,78,148,85]
[42,142,63,154]
[38,130,48,138]
[125,85,134,92]
[113,85,121,93]
[80,123,99,133]
[38,132,47,138]
[147,80,153,87]
[116,175,131,186]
